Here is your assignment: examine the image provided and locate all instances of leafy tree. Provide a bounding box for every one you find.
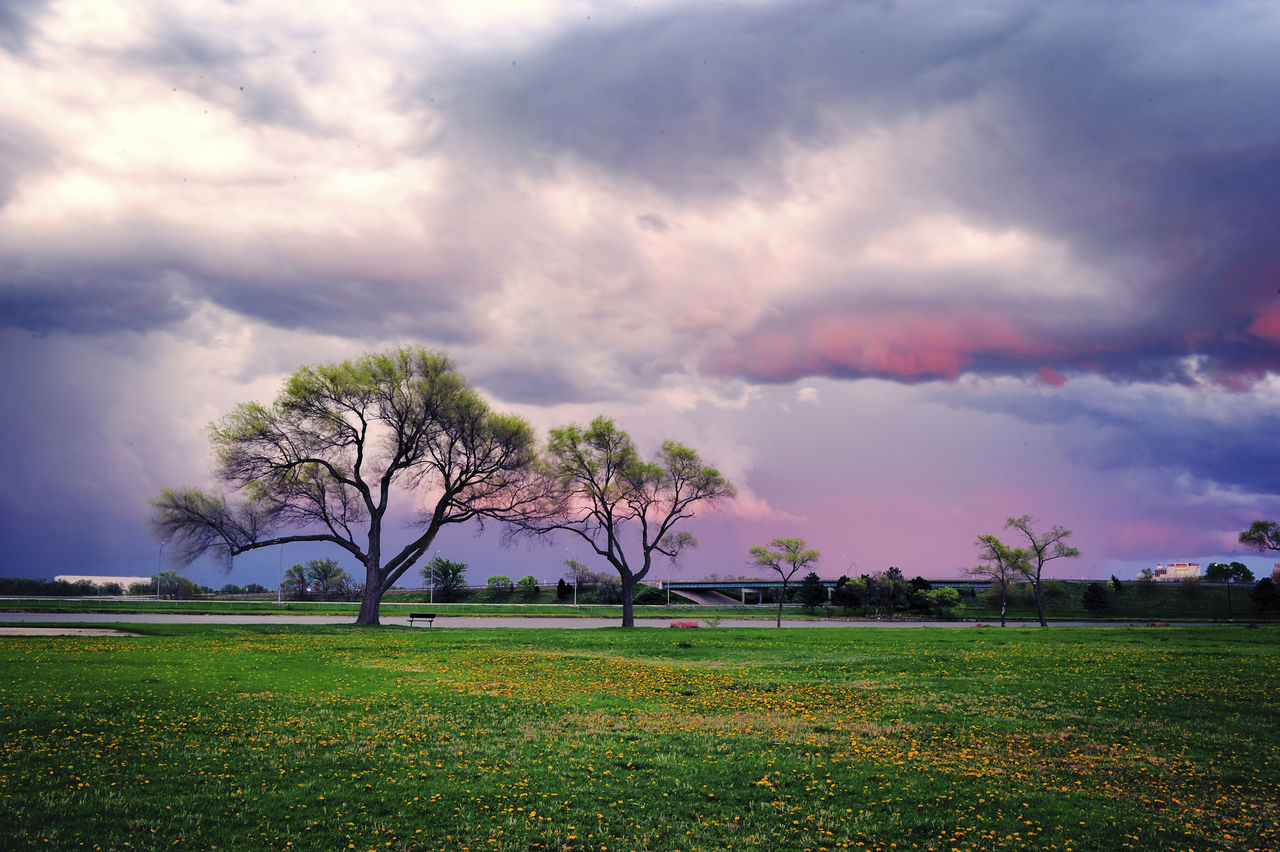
[556,578,570,600]
[873,567,911,617]
[517,574,540,600]
[831,575,854,614]
[1110,575,1122,593]
[508,417,734,627]
[219,583,245,595]
[153,570,200,600]
[422,557,469,602]
[244,583,269,594]
[1240,521,1280,553]
[98,582,124,596]
[305,558,354,600]
[127,581,151,596]
[1082,582,1111,614]
[486,575,513,601]
[971,535,1029,627]
[750,537,820,627]
[798,571,826,613]
[1250,577,1280,615]
[282,564,308,600]
[1205,562,1254,583]
[151,348,538,625]
[1005,515,1080,627]
[919,587,962,619]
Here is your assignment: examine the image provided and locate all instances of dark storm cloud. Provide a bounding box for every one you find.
[0,0,49,52]
[931,378,1280,499]
[445,0,1280,387]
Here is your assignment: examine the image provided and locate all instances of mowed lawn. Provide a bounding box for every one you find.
[1,625,1276,851]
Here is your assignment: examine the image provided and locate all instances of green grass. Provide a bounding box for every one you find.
[1,625,1277,851]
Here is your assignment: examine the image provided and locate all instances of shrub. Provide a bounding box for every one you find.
[486,575,513,601]
[517,575,539,600]
[1082,582,1111,614]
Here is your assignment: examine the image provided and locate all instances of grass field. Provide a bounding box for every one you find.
[2,624,1277,851]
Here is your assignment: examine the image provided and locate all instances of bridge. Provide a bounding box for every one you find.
[656,578,988,605]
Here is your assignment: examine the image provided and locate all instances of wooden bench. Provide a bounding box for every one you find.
[409,612,436,627]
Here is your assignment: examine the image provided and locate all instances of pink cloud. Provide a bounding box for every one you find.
[1248,308,1280,343]
[1037,366,1067,387]
[705,311,1062,383]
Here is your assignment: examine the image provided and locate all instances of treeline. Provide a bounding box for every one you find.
[0,573,273,599]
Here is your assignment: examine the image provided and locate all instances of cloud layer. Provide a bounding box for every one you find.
[2,0,1278,584]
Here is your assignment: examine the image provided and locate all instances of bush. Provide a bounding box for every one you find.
[486,575,513,601]
[1251,577,1280,615]
[1082,582,1111,614]
[516,575,539,600]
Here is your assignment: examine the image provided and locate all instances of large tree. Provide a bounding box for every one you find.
[1005,515,1080,627]
[1240,521,1280,553]
[750,537,820,628]
[152,347,537,625]
[508,416,735,627]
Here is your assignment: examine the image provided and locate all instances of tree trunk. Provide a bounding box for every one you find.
[999,584,1007,627]
[620,572,636,628]
[356,567,382,626]
[776,582,786,628]
[1033,576,1047,627]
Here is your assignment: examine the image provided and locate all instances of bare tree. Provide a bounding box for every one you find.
[152,347,538,625]
[970,534,1029,627]
[1005,515,1080,627]
[506,417,735,627]
[750,537,820,628]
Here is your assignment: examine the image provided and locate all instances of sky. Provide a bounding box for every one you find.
[2,0,1279,590]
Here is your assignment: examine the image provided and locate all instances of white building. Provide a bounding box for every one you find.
[1152,562,1200,582]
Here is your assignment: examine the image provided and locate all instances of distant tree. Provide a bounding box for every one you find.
[920,587,962,619]
[244,583,269,594]
[750,537,820,627]
[1138,566,1155,581]
[153,570,199,600]
[282,564,308,600]
[831,575,854,614]
[98,582,124,596]
[1239,521,1280,553]
[874,568,911,617]
[1005,516,1080,627]
[422,557,469,602]
[1082,582,1111,614]
[486,575,512,601]
[798,571,826,613]
[517,574,539,600]
[506,417,735,627]
[1250,577,1280,615]
[971,535,1030,627]
[127,581,151,596]
[1205,562,1255,584]
[219,583,245,595]
[305,558,354,600]
[151,347,539,626]
[1110,575,1122,593]
[556,578,570,601]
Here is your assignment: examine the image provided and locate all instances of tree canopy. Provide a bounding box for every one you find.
[1240,521,1280,553]
[152,347,538,625]
[1004,515,1079,627]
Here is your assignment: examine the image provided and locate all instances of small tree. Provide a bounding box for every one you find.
[556,578,570,600]
[1110,575,1122,593]
[507,417,735,627]
[422,557,469,602]
[306,558,354,600]
[486,575,513,601]
[920,587,962,619]
[1005,515,1080,627]
[750,537,820,627]
[282,564,308,600]
[516,574,539,600]
[1082,582,1111,614]
[971,534,1029,627]
[798,571,826,613]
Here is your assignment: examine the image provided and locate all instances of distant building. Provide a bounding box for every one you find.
[1152,562,1200,582]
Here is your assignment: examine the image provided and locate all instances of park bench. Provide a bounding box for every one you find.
[409,612,436,627]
